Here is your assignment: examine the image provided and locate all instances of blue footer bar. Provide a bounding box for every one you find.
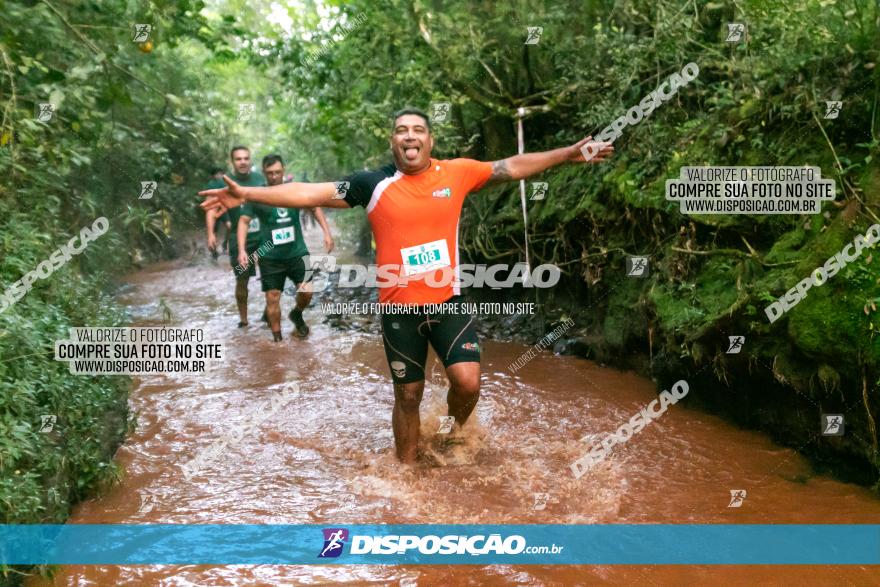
[2,524,878,565]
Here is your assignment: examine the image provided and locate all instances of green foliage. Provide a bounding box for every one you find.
[0,0,231,555]
[235,0,880,474]
[1,3,880,573]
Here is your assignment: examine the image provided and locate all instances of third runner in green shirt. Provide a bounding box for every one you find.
[238,154,334,341]
[204,145,266,327]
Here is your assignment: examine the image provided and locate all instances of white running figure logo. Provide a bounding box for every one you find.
[321,529,345,557]
[727,489,747,508]
[824,415,842,434]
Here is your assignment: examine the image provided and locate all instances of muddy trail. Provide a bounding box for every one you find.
[31,224,880,586]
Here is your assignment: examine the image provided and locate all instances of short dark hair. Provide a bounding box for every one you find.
[262,154,284,168]
[390,108,431,133]
[230,145,250,158]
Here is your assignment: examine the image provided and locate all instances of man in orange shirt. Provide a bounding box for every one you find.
[201,108,614,464]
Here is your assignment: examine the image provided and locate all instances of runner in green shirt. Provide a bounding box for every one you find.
[203,145,266,327]
[237,154,334,341]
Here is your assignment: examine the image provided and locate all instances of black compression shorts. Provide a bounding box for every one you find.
[380,297,480,384]
[258,256,308,292]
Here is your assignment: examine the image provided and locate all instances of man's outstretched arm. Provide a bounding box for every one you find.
[200,176,346,213]
[483,136,614,187]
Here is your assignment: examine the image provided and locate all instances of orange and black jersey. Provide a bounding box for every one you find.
[342,158,493,305]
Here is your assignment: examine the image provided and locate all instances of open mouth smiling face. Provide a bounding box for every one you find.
[391,113,433,172]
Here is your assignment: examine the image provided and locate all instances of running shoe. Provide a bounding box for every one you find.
[289,307,310,337]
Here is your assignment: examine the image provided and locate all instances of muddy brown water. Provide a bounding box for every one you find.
[30,225,880,586]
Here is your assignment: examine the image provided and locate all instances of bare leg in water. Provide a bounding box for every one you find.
[235,275,249,326]
[265,289,282,339]
[445,362,481,427]
[392,361,480,463]
[393,381,424,463]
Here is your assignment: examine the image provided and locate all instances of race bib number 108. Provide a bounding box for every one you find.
[400,239,451,276]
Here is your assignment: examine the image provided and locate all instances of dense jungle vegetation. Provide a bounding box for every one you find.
[1,1,878,581]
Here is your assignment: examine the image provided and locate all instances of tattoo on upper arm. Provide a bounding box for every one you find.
[485,159,513,186]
